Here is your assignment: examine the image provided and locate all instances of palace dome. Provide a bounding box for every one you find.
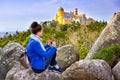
[58,7,64,11]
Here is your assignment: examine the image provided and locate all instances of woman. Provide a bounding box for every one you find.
[27,21,63,73]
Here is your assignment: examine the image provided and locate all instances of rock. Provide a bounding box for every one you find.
[63,60,112,80]
[85,12,120,59]
[57,45,79,70]
[112,61,120,80]
[0,43,25,80]
[0,47,4,60]
[5,67,63,80]
[4,44,79,80]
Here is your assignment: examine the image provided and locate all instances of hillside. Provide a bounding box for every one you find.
[0,20,107,59]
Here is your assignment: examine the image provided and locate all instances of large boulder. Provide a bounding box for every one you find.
[112,61,120,80]
[5,67,63,80]
[63,60,112,80]
[85,12,120,59]
[0,43,25,80]
[57,45,79,70]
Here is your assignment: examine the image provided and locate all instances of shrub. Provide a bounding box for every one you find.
[22,36,30,47]
[80,47,89,59]
[60,24,68,31]
[54,31,65,39]
[87,21,107,32]
[0,40,9,47]
[92,45,120,67]
[77,39,89,59]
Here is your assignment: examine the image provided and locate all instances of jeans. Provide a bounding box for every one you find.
[32,46,57,73]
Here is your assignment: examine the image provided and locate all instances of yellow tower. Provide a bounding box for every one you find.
[55,7,65,24]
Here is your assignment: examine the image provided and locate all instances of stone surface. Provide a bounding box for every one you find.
[85,12,120,59]
[63,60,112,80]
[57,45,79,70]
[5,68,63,80]
[0,43,25,80]
[112,61,120,80]
[0,47,4,60]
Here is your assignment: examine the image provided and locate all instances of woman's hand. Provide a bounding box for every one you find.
[48,40,53,46]
[52,41,56,47]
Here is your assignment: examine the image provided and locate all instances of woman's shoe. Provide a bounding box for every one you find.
[48,66,63,73]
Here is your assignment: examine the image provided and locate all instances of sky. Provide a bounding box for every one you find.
[0,0,119,32]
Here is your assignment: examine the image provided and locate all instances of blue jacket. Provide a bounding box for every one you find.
[27,38,57,70]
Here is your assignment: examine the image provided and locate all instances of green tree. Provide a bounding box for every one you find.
[60,24,68,31]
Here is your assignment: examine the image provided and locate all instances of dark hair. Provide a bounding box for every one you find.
[30,21,42,34]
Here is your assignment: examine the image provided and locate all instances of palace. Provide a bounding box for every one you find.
[55,7,87,25]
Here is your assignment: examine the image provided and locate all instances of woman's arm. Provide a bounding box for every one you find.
[44,40,53,50]
[44,44,50,49]
[31,41,56,58]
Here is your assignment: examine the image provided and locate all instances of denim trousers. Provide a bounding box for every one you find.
[32,46,57,73]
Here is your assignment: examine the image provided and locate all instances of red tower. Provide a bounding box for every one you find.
[74,8,78,15]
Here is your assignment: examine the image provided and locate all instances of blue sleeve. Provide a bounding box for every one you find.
[44,44,50,49]
[31,41,57,58]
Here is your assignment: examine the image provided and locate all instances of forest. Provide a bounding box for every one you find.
[0,19,107,59]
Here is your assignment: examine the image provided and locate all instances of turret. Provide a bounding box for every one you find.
[74,8,78,15]
[57,7,65,17]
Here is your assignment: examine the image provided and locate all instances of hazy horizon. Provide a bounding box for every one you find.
[0,32,16,38]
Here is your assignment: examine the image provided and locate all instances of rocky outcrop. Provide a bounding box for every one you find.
[5,68,63,80]
[63,60,112,80]
[57,45,79,70]
[6,59,113,80]
[85,12,120,59]
[5,43,79,80]
[5,57,63,80]
[0,43,25,80]
[112,61,120,80]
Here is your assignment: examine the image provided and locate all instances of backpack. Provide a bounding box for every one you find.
[19,49,31,69]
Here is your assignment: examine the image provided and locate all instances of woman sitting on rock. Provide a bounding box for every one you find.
[27,21,63,73]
